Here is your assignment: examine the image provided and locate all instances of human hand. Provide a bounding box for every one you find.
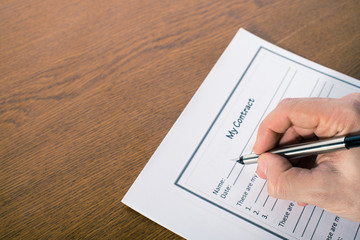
[253,93,360,222]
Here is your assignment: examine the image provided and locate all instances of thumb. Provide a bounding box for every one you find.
[257,153,321,203]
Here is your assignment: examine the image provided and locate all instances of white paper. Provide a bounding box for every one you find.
[122,29,360,239]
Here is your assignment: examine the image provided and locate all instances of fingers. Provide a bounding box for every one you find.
[341,92,360,104]
[253,95,360,154]
[279,125,316,146]
[256,150,360,221]
[252,93,360,222]
[256,153,334,205]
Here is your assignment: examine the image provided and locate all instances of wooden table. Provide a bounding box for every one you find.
[1,0,359,239]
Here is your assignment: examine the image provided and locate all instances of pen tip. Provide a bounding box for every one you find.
[230,156,244,164]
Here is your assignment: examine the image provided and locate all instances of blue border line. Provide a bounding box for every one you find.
[265,48,359,88]
[174,46,360,239]
[354,224,360,240]
[175,47,263,184]
[175,184,286,239]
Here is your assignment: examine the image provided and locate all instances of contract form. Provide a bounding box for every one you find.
[122,28,360,239]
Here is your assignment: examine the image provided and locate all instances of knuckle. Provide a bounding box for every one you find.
[343,92,360,104]
[343,93,360,114]
[342,101,360,130]
[278,98,295,108]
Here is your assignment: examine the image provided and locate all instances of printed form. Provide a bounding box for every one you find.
[123,29,360,239]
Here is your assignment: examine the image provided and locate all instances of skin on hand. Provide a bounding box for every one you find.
[253,93,360,222]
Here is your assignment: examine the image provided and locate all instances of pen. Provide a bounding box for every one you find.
[233,134,360,165]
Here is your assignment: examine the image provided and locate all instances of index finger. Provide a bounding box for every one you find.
[252,96,357,154]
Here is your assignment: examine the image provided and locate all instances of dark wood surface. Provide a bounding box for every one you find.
[1,0,359,239]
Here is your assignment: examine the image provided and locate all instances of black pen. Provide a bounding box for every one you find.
[233,134,360,165]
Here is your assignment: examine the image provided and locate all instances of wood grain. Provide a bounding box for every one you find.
[0,0,359,239]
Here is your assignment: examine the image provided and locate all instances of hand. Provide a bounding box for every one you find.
[253,93,360,222]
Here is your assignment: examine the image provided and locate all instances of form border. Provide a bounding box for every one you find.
[174,46,360,239]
